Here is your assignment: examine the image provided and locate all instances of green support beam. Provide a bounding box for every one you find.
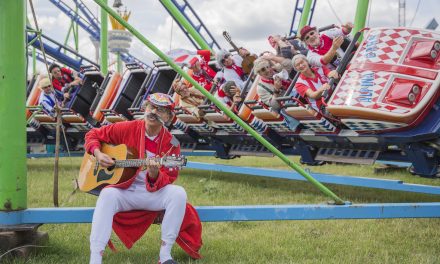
[353,0,370,42]
[298,0,314,34]
[93,0,345,205]
[64,23,73,52]
[0,0,27,211]
[159,0,212,52]
[100,0,108,74]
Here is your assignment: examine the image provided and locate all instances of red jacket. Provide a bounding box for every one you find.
[85,120,202,258]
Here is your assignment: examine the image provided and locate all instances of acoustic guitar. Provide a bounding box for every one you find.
[223,31,257,75]
[78,143,187,192]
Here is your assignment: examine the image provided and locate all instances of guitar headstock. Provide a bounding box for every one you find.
[223,31,232,42]
[160,155,187,169]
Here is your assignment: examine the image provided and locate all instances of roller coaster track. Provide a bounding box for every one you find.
[48,0,151,70]
[289,0,317,36]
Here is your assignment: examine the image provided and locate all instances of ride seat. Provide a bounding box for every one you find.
[26,74,44,120]
[91,72,122,123]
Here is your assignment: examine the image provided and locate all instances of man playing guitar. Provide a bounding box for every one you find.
[85,93,202,264]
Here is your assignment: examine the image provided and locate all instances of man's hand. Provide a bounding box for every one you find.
[328,70,340,79]
[261,52,275,60]
[94,149,115,168]
[71,79,81,86]
[321,83,331,92]
[342,22,354,33]
[331,36,344,51]
[230,86,240,95]
[238,47,250,57]
[273,78,283,95]
[146,157,160,179]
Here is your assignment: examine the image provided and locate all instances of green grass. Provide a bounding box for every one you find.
[3,156,440,263]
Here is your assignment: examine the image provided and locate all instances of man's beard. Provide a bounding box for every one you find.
[145,112,165,125]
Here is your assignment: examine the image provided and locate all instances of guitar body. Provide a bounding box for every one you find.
[78,143,138,192]
[241,55,257,75]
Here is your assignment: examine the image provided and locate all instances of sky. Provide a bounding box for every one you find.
[28,0,440,73]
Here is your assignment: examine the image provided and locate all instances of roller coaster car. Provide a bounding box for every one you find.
[300,28,440,177]
[327,27,440,133]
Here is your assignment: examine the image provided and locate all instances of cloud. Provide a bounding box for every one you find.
[30,0,440,73]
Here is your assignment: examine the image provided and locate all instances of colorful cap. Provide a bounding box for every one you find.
[146,93,174,110]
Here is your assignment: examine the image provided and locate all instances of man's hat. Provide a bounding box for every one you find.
[38,77,52,89]
[146,93,174,110]
[253,57,270,74]
[300,25,317,41]
[188,57,199,67]
[215,49,230,68]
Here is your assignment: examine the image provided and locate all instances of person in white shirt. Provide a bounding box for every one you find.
[215,49,247,90]
[37,77,59,117]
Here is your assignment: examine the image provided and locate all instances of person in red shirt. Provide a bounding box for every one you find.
[292,54,340,112]
[49,63,82,102]
[85,93,202,264]
[183,50,218,92]
[300,23,353,69]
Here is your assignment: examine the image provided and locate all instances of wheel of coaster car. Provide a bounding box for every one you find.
[299,158,326,166]
[214,153,239,159]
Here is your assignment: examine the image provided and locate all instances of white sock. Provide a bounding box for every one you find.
[159,240,173,263]
[89,250,103,264]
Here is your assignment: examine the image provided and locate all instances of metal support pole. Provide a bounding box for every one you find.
[0,0,27,211]
[298,0,313,33]
[100,0,108,74]
[353,0,370,41]
[117,52,122,73]
[75,6,79,52]
[32,47,37,75]
[93,0,345,205]
[159,0,212,52]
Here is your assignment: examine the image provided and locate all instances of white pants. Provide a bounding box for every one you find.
[89,183,187,258]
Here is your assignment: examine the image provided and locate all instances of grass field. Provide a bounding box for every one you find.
[2,156,440,264]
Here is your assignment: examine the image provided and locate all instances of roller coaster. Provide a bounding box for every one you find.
[26,24,440,178]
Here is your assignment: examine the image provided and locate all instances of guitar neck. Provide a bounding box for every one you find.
[228,41,240,54]
[114,158,159,168]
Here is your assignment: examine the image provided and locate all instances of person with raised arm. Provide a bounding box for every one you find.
[300,23,354,69]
